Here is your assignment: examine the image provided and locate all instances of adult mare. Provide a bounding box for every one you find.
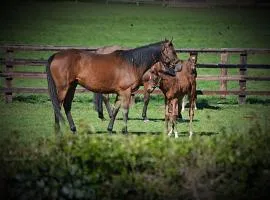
[46,40,180,134]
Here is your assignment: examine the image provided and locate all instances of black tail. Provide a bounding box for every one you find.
[93,93,104,119]
[46,54,65,122]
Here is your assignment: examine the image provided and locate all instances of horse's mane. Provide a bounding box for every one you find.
[116,41,166,68]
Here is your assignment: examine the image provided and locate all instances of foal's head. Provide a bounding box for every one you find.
[187,55,197,76]
[145,62,172,92]
[160,39,180,67]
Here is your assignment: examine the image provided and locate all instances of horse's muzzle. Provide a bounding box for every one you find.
[164,66,176,76]
[174,63,182,72]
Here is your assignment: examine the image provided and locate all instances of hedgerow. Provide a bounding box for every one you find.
[1,122,270,200]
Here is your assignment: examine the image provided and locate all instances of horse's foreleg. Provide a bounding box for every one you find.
[142,90,151,122]
[103,94,113,118]
[63,82,77,133]
[121,90,132,134]
[107,95,121,133]
[54,112,60,134]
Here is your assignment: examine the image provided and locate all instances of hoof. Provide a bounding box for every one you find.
[189,131,193,140]
[107,127,113,134]
[122,127,128,134]
[143,118,149,123]
[70,126,77,134]
[101,117,107,121]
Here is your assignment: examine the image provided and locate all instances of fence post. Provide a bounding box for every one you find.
[220,52,228,98]
[4,49,14,103]
[239,53,247,104]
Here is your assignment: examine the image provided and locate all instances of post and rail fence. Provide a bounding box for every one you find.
[1,44,270,104]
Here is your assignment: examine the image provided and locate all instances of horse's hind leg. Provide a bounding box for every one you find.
[63,82,77,133]
[103,94,113,118]
[142,90,151,122]
[55,112,60,133]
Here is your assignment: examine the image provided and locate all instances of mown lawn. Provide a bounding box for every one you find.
[0,94,269,144]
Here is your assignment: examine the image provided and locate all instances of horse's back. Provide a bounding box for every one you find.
[96,45,127,54]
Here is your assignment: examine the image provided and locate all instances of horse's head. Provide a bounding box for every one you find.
[144,63,165,92]
[145,61,177,92]
[161,39,180,68]
[145,72,160,93]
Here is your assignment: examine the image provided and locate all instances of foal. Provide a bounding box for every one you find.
[142,55,197,121]
[151,56,197,138]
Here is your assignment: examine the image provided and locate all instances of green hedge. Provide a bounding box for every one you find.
[1,122,270,200]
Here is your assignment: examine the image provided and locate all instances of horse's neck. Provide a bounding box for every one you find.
[125,44,161,69]
[182,61,193,74]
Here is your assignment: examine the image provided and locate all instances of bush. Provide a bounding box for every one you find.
[1,122,270,200]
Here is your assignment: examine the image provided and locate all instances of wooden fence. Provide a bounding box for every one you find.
[1,44,270,104]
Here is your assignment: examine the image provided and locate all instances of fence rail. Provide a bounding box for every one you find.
[1,44,270,104]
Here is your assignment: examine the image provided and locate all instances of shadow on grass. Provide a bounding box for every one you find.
[13,94,49,103]
[94,131,219,137]
[193,98,221,110]
[11,94,270,106]
[114,117,199,123]
[246,97,270,105]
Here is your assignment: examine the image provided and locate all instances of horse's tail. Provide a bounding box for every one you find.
[46,54,65,122]
[93,93,104,119]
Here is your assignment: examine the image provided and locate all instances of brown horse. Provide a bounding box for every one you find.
[147,56,197,138]
[139,56,197,138]
[93,45,171,120]
[93,45,128,120]
[142,55,197,121]
[46,40,180,134]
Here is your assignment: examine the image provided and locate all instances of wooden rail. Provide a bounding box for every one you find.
[1,44,270,104]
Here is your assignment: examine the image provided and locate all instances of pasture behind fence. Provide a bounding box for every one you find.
[1,44,270,104]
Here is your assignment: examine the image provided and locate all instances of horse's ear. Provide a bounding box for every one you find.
[170,37,173,43]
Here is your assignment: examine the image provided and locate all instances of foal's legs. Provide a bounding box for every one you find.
[166,99,179,138]
[188,92,196,139]
[181,95,187,112]
[63,82,78,133]
[178,97,183,120]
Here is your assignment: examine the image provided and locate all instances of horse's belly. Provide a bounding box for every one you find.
[78,79,117,93]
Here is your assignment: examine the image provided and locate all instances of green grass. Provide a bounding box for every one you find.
[1,2,270,91]
[0,94,269,144]
[1,1,270,47]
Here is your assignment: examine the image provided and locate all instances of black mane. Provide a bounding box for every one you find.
[116,41,165,68]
